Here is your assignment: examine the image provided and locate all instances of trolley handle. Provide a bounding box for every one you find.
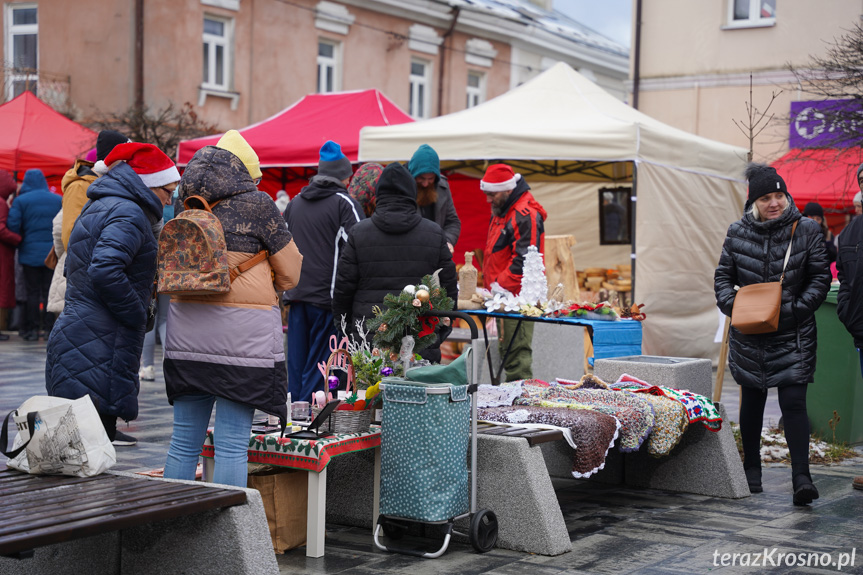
[421,309,478,341]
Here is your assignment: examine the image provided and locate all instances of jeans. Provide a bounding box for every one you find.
[163,393,255,488]
[287,302,337,403]
[141,294,170,367]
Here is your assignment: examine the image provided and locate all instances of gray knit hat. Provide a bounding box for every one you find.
[317,140,352,181]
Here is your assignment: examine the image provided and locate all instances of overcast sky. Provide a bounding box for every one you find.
[553,0,633,49]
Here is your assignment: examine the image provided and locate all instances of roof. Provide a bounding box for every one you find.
[177,89,413,167]
[446,0,628,57]
[0,91,96,176]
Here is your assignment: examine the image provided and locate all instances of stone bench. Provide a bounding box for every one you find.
[0,470,278,575]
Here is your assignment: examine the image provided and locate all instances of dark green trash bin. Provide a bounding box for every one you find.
[807,285,863,445]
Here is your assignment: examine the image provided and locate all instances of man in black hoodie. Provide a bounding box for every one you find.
[284,141,363,402]
[332,162,457,363]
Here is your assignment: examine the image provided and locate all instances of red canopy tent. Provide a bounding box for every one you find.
[177,89,490,264]
[177,89,414,198]
[772,147,863,234]
[0,91,96,187]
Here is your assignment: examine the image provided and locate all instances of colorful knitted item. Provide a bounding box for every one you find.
[519,386,655,452]
[554,374,612,390]
[631,393,689,457]
[611,374,722,431]
[477,383,524,408]
[477,405,619,478]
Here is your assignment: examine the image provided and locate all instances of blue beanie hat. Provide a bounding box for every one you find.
[318,140,353,181]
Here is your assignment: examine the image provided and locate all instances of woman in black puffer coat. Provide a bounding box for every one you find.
[332,162,457,362]
[715,163,830,505]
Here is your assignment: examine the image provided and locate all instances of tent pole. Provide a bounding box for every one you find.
[630,162,637,302]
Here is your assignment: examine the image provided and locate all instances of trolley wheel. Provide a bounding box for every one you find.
[380,516,407,540]
[469,509,498,553]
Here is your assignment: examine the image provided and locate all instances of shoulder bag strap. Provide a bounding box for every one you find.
[779,220,800,285]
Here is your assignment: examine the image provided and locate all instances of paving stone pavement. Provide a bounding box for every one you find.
[2,332,862,574]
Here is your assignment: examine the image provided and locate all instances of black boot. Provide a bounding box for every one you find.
[792,472,819,506]
[744,467,763,493]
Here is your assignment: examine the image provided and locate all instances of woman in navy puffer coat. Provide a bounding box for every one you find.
[46,144,179,440]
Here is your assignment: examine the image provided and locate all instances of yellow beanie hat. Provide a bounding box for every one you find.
[216,129,262,180]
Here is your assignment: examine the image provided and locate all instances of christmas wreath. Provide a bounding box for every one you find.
[367,273,454,356]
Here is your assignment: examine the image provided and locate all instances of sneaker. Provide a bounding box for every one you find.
[139,365,155,381]
[853,476,863,491]
[112,430,137,446]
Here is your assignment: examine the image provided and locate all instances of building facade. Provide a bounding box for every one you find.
[632,0,862,164]
[1,0,628,132]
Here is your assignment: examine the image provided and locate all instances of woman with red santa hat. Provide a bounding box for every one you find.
[46,142,180,446]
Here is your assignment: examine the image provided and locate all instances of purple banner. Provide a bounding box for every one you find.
[789,99,863,149]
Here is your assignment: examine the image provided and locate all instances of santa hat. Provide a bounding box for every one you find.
[104,142,180,188]
[480,163,521,193]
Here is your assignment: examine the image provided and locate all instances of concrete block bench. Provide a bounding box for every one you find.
[0,469,278,575]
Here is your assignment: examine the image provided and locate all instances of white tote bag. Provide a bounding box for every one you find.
[1,395,116,477]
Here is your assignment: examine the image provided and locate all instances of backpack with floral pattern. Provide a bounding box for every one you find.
[157,195,266,295]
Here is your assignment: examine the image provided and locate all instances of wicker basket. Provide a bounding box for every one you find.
[313,349,373,434]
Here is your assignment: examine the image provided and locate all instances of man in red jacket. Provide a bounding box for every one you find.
[481,164,547,381]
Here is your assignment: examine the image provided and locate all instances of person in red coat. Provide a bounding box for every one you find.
[480,164,546,381]
[0,171,22,340]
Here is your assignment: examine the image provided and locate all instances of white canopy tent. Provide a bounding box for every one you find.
[359,62,748,361]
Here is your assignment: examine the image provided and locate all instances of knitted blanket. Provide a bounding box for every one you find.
[630,394,688,457]
[517,386,655,452]
[611,374,722,431]
[477,406,620,478]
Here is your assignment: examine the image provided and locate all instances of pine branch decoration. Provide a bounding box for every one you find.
[367,274,454,355]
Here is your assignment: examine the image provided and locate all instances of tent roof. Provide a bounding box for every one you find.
[0,91,96,176]
[177,89,413,167]
[772,147,863,213]
[359,63,746,182]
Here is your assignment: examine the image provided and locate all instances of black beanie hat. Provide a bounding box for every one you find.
[803,202,824,219]
[745,163,787,204]
[97,130,130,161]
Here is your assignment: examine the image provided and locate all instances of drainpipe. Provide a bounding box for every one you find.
[631,0,642,109]
[436,7,460,117]
[134,0,144,108]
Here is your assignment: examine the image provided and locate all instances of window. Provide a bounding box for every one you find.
[317,40,340,93]
[410,59,431,119]
[599,187,631,245]
[466,71,485,109]
[202,16,232,90]
[728,0,775,27]
[5,4,38,100]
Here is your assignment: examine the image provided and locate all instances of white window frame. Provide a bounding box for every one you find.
[316,39,341,94]
[466,70,485,109]
[724,0,775,29]
[5,3,39,101]
[202,15,233,91]
[409,58,432,119]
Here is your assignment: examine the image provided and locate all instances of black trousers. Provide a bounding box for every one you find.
[22,265,53,334]
[739,384,811,476]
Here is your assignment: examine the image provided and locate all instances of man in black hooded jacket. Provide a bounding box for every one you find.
[332,162,457,363]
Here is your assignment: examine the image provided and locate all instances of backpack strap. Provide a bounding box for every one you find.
[183,195,222,212]
[229,250,268,282]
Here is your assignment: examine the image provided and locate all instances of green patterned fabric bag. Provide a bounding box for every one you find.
[379,379,470,521]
